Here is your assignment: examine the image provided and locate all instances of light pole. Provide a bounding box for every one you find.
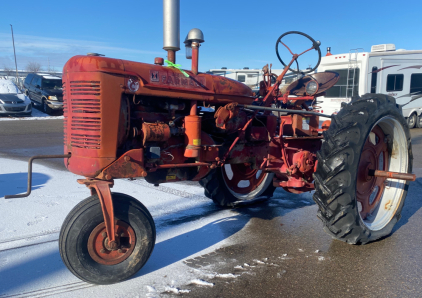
[10,24,19,85]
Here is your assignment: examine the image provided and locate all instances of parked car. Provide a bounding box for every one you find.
[24,73,63,114]
[0,79,32,116]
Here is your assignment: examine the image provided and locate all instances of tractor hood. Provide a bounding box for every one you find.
[63,55,255,105]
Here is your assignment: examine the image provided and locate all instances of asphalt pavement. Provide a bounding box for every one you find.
[1,119,422,298]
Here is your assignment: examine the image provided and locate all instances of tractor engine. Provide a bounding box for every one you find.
[62,55,265,184]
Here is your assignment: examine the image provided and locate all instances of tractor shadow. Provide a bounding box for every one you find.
[0,188,314,295]
[137,188,315,276]
[0,172,50,198]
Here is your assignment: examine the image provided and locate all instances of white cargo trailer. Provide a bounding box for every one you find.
[317,45,422,128]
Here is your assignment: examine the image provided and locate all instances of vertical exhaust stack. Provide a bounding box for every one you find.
[163,0,180,63]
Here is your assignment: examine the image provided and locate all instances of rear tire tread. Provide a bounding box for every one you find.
[313,93,413,245]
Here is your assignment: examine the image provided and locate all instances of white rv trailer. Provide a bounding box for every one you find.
[208,68,302,92]
[317,45,422,128]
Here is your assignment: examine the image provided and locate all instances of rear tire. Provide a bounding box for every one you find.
[313,94,413,244]
[59,193,156,284]
[200,164,275,207]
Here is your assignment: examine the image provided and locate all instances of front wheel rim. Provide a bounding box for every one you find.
[356,116,408,231]
[87,220,136,265]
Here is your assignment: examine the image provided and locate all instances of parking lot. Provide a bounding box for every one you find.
[1,118,422,297]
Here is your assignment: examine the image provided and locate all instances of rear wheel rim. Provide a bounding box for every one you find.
[356,116,408,231]
[87,220,136,265]
[222,163,270,199]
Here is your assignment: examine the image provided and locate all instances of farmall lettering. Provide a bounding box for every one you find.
[149,70,206,89]
[5,26,416,286]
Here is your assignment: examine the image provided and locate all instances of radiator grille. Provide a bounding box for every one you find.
[64,80,102,150]
[4,106,26,112]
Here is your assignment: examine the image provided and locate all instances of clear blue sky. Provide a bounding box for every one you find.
[0,0,420,72]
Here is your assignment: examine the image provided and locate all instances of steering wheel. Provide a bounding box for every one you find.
[275,31,321,74]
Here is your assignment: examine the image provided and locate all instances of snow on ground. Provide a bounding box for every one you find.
[0,108,63,121]
[0,157,247,297]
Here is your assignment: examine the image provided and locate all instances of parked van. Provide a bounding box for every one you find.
[317,45,422,128]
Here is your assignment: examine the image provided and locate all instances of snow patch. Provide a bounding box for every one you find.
[146,285,156,292]
[298,248,304,252]
[214,273,239,279]
[164,286,191,294]
[279,254,291,260]
[318,256,325,261]
[253,259,265,265]
[190,279,214,287]
[0,114,64,121]
[0,79,20,94]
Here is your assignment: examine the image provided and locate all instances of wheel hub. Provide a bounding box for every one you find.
[87,220,136,265]
[356,126,388,219]
[222,163,266,194]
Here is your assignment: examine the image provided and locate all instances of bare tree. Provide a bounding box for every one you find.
[3,65,13,78]
[26,61,42,73]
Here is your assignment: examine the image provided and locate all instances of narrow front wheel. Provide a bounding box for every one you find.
[59,193,156,284]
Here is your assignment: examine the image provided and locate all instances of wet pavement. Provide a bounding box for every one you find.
[1,120,422,297]
[183,128,422,298]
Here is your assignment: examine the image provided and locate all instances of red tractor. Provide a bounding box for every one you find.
[6,5,416,285]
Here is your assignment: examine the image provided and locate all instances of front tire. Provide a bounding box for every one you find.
[42,99,52,114]
[313,94,413,244]
[59,193,156,284]
[200,164,275,207]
